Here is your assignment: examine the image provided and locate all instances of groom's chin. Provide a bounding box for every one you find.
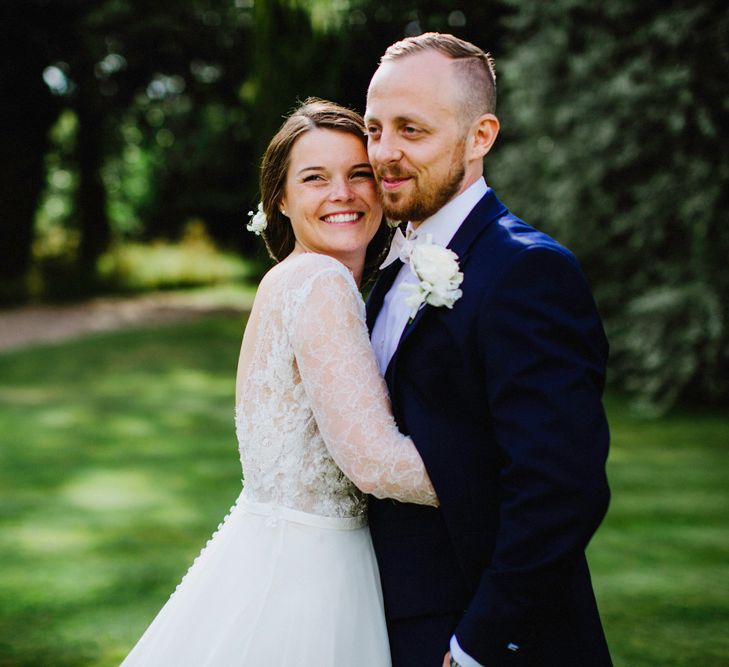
[380,196,410,222]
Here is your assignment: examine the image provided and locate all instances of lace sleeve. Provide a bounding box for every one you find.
[289,259,438,507]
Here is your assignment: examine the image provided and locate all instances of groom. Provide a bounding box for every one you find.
[365,33,612,667]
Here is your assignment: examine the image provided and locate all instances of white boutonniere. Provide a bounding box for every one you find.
[399,235,464,320]
[246,202,267,235]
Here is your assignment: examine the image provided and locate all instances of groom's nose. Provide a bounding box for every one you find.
[371,129,403,165]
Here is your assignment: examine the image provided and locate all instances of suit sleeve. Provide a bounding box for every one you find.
[454,245,610,662]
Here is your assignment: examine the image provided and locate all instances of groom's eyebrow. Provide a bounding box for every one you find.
[395,114,430,126]
[366,114,430,129]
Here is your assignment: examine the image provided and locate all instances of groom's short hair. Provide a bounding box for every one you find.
[380,32,496,122]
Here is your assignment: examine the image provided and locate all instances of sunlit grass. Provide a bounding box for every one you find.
[0,321,727,665]
[589,396,729,666]
[0,317,245,666]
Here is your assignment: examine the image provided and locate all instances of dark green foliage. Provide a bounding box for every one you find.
[490,0,729,411]
[329,1,511,113]
[3,0,727,407]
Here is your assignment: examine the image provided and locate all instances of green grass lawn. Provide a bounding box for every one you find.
[0,316,727,666]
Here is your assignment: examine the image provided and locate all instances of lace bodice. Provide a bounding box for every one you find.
[234,252,437,520]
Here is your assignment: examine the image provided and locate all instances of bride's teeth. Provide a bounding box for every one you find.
[324,213,360,223]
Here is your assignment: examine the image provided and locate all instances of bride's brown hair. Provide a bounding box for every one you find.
[258,97,391,285]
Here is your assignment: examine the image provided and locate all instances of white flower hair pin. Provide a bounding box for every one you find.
[246,202,267,235]
[399,235,464,320]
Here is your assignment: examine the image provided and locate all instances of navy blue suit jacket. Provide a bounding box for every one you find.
[366,189,612,666]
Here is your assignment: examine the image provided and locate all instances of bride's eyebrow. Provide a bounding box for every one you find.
[351,163,373,171]
[297,166,326,176]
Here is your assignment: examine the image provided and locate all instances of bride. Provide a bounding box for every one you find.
[120,99,437,666]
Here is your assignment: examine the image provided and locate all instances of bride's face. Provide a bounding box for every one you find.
[280,129,382,262]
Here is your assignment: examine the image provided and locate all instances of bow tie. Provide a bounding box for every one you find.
[380,228,419,269]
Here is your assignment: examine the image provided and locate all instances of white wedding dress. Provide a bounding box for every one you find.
[121,253,437,666]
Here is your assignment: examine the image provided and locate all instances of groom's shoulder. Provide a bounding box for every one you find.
[477,206,578,269]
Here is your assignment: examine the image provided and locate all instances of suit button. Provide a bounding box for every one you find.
[506,642,520,652]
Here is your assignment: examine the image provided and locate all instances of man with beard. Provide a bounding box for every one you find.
[364,33,613,667]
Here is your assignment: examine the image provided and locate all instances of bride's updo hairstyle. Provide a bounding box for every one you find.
[259,97,391,284]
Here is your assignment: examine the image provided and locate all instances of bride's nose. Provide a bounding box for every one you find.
[328,177,355,202]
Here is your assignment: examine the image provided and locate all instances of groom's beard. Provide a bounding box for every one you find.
[376,139,466,224]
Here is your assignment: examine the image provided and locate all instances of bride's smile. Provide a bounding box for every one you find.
[321,211,364,225]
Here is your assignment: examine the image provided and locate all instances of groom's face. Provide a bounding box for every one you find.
[365,51,469,225]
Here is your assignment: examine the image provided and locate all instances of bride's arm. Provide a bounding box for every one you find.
[291,265,438,507]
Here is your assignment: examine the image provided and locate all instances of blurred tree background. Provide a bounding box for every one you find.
[1,0,727,411]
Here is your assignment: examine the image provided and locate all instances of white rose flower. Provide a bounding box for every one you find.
[399,236,464,320]
[246,202,267,235]
[400,282,429,320]
[428,280,462,308]
[408,241,460,286]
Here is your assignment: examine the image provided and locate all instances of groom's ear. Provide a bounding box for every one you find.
[467,113,499,161]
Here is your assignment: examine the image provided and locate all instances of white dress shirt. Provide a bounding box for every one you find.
[371,177,488,375]
[450,634,485,667]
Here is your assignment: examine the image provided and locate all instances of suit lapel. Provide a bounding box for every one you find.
[390,189,508,356]
[365,258,403,333]
[447,188,507,260]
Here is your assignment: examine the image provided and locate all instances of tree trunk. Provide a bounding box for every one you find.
[0,5,58,301]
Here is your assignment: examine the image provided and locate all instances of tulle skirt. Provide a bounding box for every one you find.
[121,491,391,666]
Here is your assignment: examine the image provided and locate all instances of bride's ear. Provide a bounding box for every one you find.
[279,200,288,218]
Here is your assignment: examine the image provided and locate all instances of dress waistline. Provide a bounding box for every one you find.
[239,496,368,531]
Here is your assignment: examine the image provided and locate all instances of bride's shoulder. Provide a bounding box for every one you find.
[265,253,355,291]
[286,252,350,274]
[260,254,364,327]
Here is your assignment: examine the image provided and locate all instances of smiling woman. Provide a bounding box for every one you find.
[119,98,437,667]
[281,128,382,285]
[257,97,391,287]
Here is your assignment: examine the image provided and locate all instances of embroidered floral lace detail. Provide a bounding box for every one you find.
[234,253,437,520]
